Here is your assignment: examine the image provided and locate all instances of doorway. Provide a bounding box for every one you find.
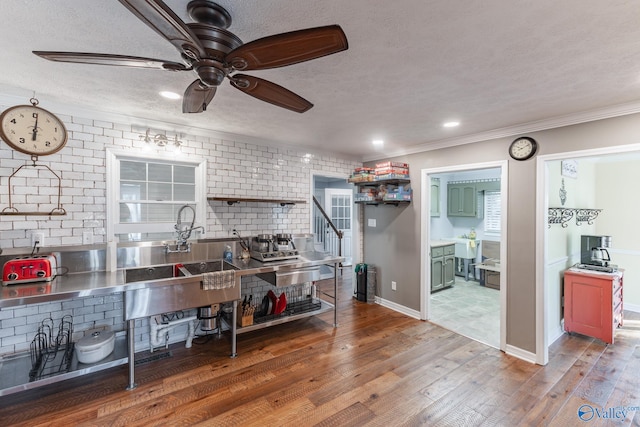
[311,171,358,267]
[324,188,353,265]
[536,144,640,364]
[421,161,508,351]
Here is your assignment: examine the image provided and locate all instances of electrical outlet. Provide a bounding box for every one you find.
[83,231,94,245]
[32,232,45,247]
[368,218,376,227]
[391,281,397,291]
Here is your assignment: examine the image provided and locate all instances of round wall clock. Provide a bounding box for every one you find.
[509,136,538,161]
[0,99,68,156]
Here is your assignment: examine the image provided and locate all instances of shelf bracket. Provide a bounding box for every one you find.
[548,207,602,228]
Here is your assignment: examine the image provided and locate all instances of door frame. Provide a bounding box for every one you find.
[421,160,508,352]
[535,143,640,365]
[324,187,354,265]
[310,170,360,266]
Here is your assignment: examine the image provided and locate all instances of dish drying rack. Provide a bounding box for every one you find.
[252,283,322,325]
[29,315,74,381]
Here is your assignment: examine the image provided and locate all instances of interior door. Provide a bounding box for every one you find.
[324,188,353,265]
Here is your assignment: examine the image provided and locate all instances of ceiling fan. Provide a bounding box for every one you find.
[33,0,348,114]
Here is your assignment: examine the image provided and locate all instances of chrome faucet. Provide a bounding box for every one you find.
[165,205,204,253]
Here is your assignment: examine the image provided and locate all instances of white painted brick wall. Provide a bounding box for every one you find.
[0,106,361,355]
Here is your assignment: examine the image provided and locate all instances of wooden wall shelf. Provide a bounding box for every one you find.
[208,197,306,206]
[0,210,66,216]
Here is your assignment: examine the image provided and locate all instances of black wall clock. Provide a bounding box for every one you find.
[509,136,538,161]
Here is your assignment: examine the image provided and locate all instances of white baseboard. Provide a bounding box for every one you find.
[624,302,640,313]
[375,297,421,319]
[549,325,565,345]
[505,344,537,364]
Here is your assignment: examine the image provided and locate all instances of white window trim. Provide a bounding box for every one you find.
[106,149,207,243]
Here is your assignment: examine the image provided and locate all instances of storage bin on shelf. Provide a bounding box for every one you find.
[378,182,412,202]
[382,186,412,202]
[349,164,412,204]
[354,186,378,202]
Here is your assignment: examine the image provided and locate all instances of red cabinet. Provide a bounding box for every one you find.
[563,268,623,344]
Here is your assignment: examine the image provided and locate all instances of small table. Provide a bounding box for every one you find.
[474,260,501,289]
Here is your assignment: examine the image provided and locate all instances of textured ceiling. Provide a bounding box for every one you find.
[1,0,640,159]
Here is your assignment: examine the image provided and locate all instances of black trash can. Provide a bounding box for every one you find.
[355,263,367,302]
[366,266,376,303]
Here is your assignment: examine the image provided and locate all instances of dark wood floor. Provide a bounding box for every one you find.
[1,275,639,426]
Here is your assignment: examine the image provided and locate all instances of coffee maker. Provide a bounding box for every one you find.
[580,235,612,267]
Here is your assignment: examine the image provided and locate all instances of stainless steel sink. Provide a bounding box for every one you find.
[124,260,237,283]
[179,260,238,275]
[124,260,241,321]
[124,265,176,283]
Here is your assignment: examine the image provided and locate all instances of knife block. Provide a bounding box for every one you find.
[238,313,254,327]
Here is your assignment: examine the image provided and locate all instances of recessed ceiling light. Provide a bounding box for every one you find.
[443,121,460,128]
[159,91,181,100]
[372,139,384,147]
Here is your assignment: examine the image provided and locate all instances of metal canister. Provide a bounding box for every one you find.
[198,306,218,331]
[255,234,274,252]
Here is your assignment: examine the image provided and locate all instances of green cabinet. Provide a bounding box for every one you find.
[447,183,477,217]
[431,244,455,292]
[430,178,440,217]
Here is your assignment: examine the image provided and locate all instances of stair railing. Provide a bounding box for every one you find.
[312,196,344,272]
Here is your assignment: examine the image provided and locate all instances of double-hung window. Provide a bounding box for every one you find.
[107,151,206,242]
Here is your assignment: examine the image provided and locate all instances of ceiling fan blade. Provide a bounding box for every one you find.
[117,0,206,60]
[230,74,313,113]
[226,25,348,71]
[33,51,189,71]
[183,79,216,113]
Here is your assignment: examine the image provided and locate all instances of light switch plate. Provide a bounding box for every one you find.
[368,218,376,227]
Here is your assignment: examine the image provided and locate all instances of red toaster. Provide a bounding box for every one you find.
[2,254,57,285]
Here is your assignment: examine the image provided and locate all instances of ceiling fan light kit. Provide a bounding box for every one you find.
[33,0,348,114]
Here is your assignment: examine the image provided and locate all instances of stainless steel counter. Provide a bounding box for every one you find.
[229,251,345,273]
[0,251,343,308]
[0,248,343,394]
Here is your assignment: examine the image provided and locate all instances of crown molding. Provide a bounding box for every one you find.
[362,100,640,162]
[5,92,640,165]
[0,93,362,163]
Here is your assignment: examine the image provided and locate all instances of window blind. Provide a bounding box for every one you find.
[484,191,501,233]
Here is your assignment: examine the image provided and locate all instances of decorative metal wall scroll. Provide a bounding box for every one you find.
[548,207,602,228]
[559,179,567,206]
